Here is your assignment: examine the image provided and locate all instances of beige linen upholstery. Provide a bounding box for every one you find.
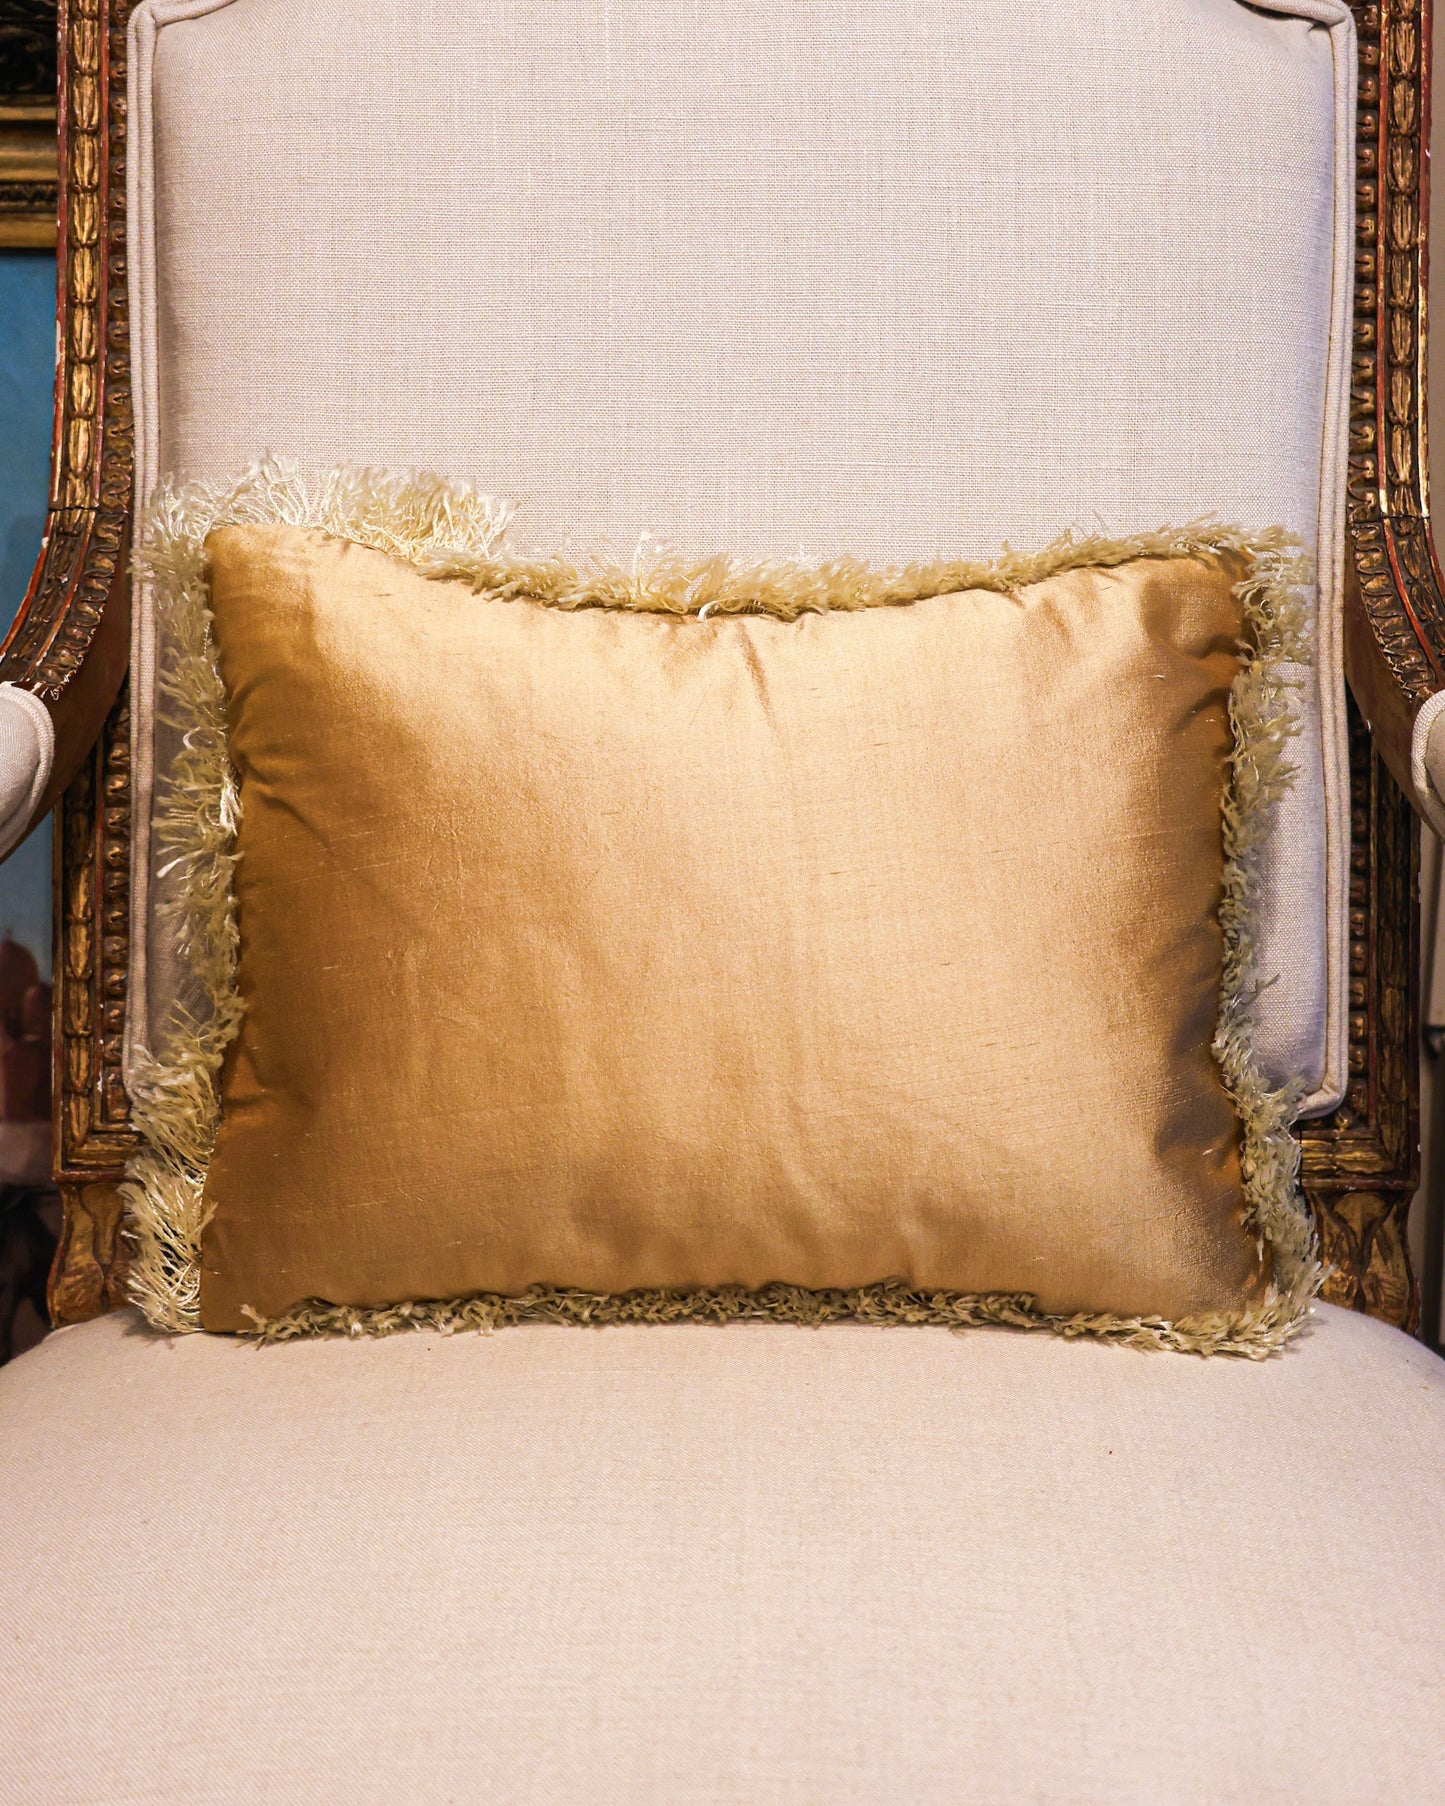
[125,0,1356,1114]
[1,1304,1441,1804]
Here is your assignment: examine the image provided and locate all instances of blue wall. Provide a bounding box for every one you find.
[0,252,58,976]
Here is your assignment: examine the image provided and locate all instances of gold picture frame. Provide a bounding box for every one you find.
[0,3,57,248]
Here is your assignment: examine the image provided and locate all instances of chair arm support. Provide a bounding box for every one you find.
[0,0,136,866]
[1344,506,1445,835]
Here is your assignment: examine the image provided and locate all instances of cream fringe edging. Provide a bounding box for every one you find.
[122,459,1321,1355]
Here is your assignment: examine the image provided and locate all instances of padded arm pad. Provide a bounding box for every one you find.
[1411,691,1445,841]
[0,684,55,862]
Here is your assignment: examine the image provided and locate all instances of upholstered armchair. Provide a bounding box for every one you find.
[1,2,1443,1799]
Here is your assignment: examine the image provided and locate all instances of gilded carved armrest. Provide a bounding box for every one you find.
[0,0,131,861]
[1345,1,1445,830]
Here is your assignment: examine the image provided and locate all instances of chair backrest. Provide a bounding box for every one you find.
[25,0,1433,1331]
[123,0,1358,1121]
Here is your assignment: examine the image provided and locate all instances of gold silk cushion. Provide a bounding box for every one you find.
[121,499,1318,1346]
[123,471,1316,1351]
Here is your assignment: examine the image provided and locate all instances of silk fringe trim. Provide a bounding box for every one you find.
[121,458,1321,1356]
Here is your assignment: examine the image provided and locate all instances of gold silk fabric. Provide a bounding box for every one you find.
[197,525,1265,1331]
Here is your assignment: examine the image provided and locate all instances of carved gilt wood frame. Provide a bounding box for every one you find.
[3,0,1437,1330]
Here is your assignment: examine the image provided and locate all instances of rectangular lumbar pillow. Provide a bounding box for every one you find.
[125,464,1318,1353]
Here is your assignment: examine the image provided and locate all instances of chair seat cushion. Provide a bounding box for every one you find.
[3,1305,1443,1803]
